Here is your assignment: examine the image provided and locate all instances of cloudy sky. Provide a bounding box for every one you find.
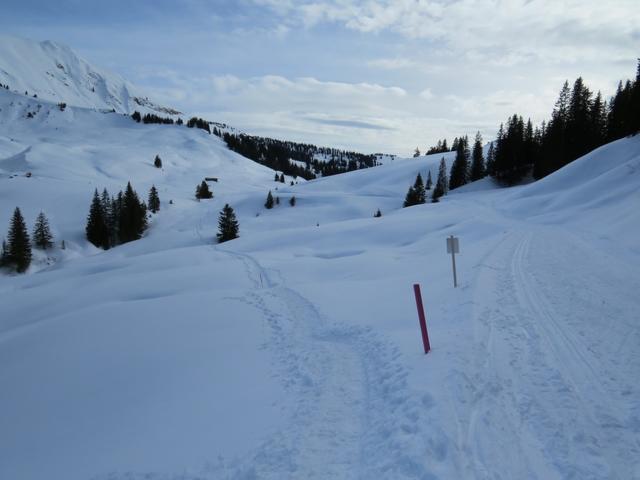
[2,0,638,154]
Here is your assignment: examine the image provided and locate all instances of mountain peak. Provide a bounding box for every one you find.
[0,34,179,115]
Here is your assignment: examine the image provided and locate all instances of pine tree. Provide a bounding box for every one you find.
[432,158,448,202]
[217,204,239,243]
[413,173,426,204]
[374,209,382,217]
[403,186,417,207]
[109,193,121,246]
[403,173,426,207]
[148,185,160,213]
[590,91,607,148]
[32,212,53,249]
[118,182,147,244]
[486,142,495,176]
[470,131,485,181]
[566,77,593,163]
[276,196,280,205]
[0,239,9,267]
[426,171,433,190]
[274,172,280,181]
[449,135,470,189]
[265,190,274,209]
[279,173,285,183]
[195,181,213,199]
[86,189,109,249]
[154,155,162,168]
[7,207,32,272]
[413,147,421,158]
[289,196,296,206]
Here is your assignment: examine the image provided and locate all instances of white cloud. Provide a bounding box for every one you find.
[251,0,640,65]
[145,71,536,155]
[419,88,434,101]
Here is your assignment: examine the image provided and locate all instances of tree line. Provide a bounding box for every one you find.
[417,61,639,186]
[491,61,640,184]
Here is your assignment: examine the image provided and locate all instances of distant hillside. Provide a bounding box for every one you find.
[0,35,179,115]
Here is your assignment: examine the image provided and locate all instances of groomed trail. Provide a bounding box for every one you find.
[444,226,640,480]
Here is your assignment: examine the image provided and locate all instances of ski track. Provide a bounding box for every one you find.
[449,228,640,480]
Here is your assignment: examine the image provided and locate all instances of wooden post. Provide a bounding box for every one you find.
[413,284,431,354]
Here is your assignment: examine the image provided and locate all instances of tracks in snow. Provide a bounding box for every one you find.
[214,248,436,479]
[453,229,638,480]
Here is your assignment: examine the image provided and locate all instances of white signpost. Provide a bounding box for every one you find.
[446,235,460,288]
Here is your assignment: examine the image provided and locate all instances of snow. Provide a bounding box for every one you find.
[1,41,640,480]
[0,35,177,115]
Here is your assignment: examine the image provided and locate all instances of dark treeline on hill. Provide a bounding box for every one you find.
[490,60,640,185]
[131,111,177,125]
[86,183,149,249]
[128,108,380,180]
[187,117,211,133]
[426,138,450,154]
[218,131,378,180]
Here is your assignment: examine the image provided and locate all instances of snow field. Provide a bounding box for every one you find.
[1,82,639,479]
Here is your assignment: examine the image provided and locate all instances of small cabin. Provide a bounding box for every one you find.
[205,177,218,182]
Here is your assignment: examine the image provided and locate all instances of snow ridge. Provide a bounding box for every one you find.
[0,35,178,115]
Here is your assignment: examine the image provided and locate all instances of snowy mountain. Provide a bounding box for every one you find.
[1,36,639,480]
[0,35,179,115]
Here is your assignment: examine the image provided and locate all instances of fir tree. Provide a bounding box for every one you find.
[275,196,280,205]
[426,171,433,190]
[0,239,9,267]
[374,209,382,217]
[449,135,470,189]
[413,173,426,204]
[289,196,296,207]
[217,204,239,243]
[279,173,285,183]
[486,142,495,176]
[432,158,448,202]
[100,188,111,217]
[470,131,485,181]
[32,212,53,250]
[154,155,162,168]
[109,193,121,246]
[195,181,213,199]
[118,182,147,244]
[590,91,607,147]
[403,173,426,207]
[7,207,32,272]
[265,190,274,209]
[274,172,280,181]
[413,147,421,158]
[86,189,110,249]
[403,186,417,208]
[148,185,160,213]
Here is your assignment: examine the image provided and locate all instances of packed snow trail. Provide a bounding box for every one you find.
[443,226,640,480]
[212,248,438,479]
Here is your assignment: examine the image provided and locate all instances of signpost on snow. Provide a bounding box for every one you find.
[446,235,459,288]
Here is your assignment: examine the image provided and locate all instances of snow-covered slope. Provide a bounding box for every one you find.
[1,60,639,479]
[0,35,179,115]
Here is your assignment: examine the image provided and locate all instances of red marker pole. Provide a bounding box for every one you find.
[413,284,431,354]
